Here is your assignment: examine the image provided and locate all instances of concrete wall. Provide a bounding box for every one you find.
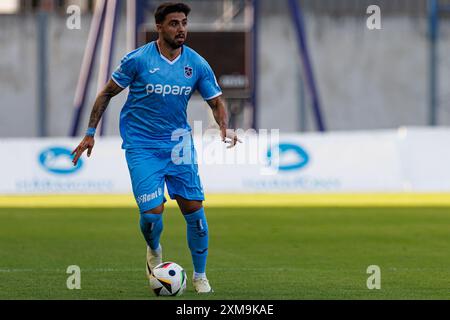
[258,9,450,132]
[1,7,449,138]
[0,13,214,138]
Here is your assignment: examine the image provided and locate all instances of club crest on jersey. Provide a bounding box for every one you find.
[184,66,193,79]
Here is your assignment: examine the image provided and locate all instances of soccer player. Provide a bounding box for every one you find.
[71,2,240,294]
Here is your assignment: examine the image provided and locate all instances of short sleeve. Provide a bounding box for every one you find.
[111,54,137,88]
[197,60,222,101]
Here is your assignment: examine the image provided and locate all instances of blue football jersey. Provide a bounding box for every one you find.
[111,41,222,149]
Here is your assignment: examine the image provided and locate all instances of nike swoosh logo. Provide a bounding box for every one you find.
[196,248,208,254]
[149,68,160,74]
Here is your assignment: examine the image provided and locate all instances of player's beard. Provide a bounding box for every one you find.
[163,33,185,49]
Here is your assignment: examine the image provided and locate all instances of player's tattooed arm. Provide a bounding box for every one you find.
[71,79,123,166]
[87,79,124,128]
[207,96,242,148]
[207,96,228,132]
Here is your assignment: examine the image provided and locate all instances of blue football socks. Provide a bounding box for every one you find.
[139,213,163,251]
[183,207,209,275]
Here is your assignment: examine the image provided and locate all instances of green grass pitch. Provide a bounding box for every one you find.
[0,205,449,300]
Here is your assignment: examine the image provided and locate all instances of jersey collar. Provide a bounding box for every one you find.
[155,41,183,65]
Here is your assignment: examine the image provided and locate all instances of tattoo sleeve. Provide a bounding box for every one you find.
[208,96,229,129]
[87,79,124,129]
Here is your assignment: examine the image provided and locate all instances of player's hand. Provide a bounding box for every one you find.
[71,136,95,166]
[221,128,242,149]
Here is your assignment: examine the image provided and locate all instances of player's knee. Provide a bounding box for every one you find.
[182,202,203,215]
[175,196,203,214]
[144,204,164,215]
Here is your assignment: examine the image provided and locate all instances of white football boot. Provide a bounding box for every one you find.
[193,277,214,294]
[146,244,162,279]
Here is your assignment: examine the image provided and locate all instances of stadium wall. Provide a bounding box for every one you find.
[1,10,450,137]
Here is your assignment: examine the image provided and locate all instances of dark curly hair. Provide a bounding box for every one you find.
[154,2,191,24]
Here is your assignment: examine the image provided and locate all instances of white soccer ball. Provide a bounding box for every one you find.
[149,262,187,296]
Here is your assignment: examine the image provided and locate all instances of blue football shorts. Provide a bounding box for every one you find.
[125,142,205,213]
